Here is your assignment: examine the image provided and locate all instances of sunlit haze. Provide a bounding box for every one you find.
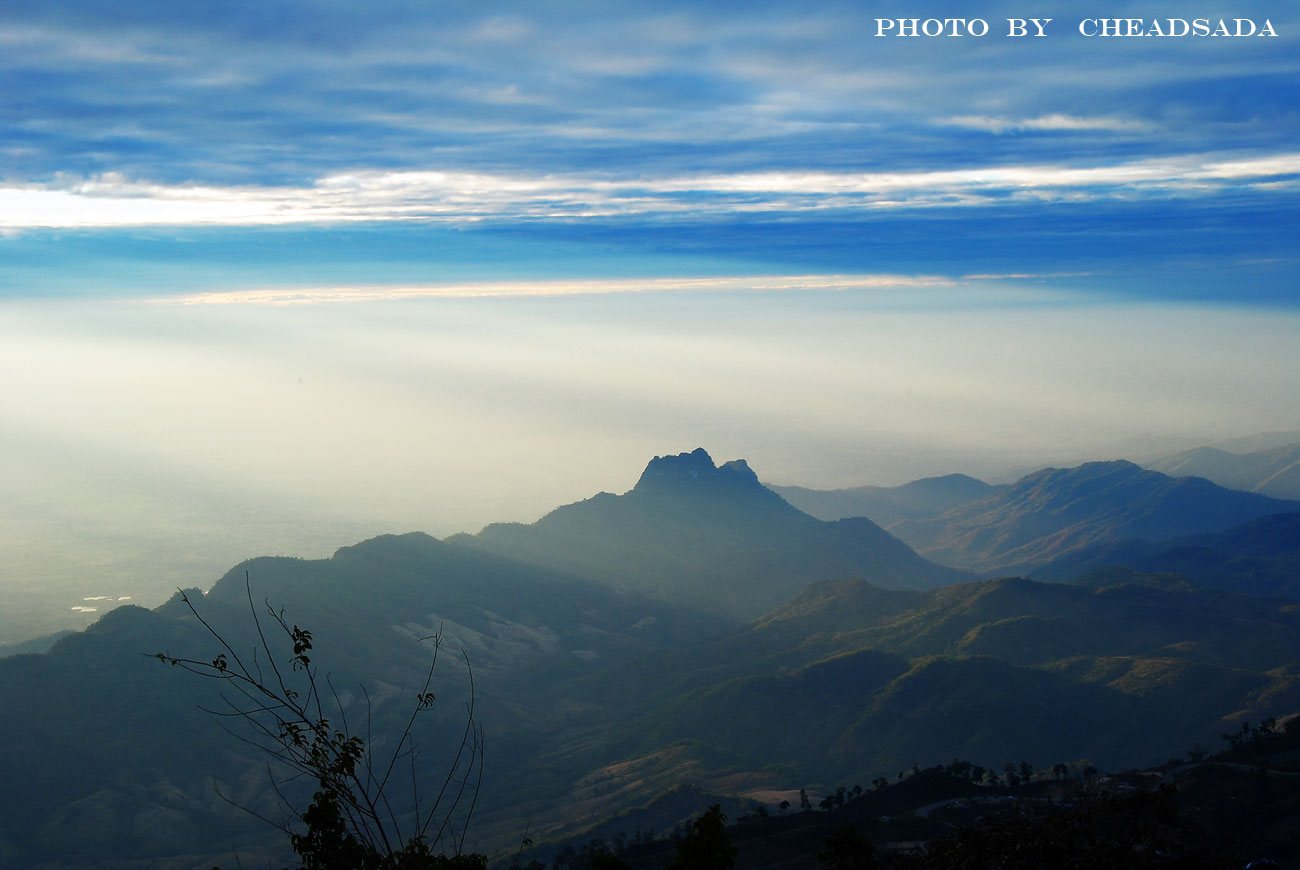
[2,0,1297,644]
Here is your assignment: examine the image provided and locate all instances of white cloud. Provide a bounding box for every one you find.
[942,114,1152,134]
[2,152,1296,230]
[168,274,955,305]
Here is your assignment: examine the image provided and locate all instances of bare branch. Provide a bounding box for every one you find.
[153,575,484,867]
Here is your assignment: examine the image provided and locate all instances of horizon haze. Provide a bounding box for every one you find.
[2,0,1298,645]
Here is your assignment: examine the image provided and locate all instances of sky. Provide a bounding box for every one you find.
[2,1,1299,643]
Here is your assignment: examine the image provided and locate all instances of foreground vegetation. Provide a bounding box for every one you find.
[533,716,1300,869]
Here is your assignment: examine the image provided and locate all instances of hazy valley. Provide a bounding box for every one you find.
[3,444,1300,867]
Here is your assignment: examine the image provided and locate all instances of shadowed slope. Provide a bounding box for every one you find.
[1032,511,1300,599]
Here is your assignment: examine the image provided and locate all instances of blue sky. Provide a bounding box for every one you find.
[1,1,1298,642]
[2,0,1297,302]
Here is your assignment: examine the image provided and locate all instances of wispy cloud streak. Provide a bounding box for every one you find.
[4,152,1297,229]
[169,274,955,305]
[942,114,1152,134]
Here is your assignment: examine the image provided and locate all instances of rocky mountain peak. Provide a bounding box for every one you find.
[633,448,761,492]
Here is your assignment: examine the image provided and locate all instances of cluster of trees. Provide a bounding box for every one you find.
[850,759,1093,796]
[939,758,1086,788]
[889,785,1235,869]
[1221,717,1283,756]
[817,785,865,811]
[534,782,1236,870]
[780,759,1104,809]
[1171,716,1296,766]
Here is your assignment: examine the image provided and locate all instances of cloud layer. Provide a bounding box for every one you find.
[1,150,1296,229]
[2,0,1294,306]
[4,1,1296,184]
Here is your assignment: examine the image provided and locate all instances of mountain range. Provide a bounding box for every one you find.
[775,459,1300,576]
[4,447,1300,868]
[1144,440,1300,500]
[1029,510,1300,598]
[559,571,1300,785]
[771,473,1002,528]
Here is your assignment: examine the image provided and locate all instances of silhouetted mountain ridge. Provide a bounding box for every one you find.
[456,449,962,618]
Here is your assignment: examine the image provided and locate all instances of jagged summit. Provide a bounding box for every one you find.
[633,448,761,492]
[463,447,962,618]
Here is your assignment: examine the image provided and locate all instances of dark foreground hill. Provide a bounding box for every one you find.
[579,715,1300,870]
[0,532,731,868]
[453,448,962,619]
